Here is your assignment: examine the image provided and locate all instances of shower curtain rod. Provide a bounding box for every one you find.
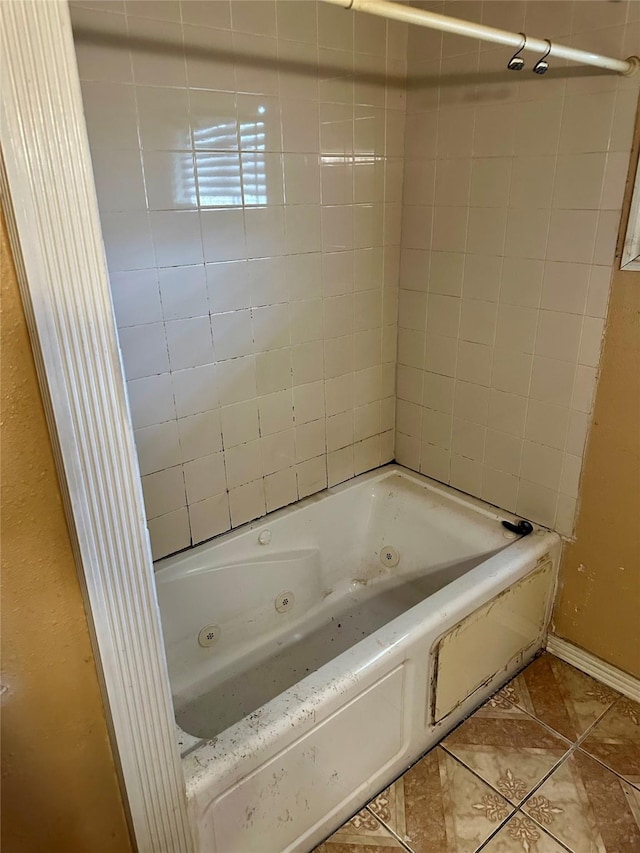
[321,0,640,76]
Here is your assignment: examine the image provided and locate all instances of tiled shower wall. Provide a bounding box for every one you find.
[395,0,639,535]
[72,0,407,559]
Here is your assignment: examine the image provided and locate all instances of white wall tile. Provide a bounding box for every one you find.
[535,311,582,363]
[135,420,181,476]
[159,265,209,321]
[147,508,190,560]
[136,85,191,150]
[520,441,564,491]
[111,269,163,328]
[217,355,257,405]
[78,0,404,559]
[252,304,290,352]
[354,434,381,475]
[258,389,294,435]
[495,304,538,354]
[525,400,569,451]
[144,150,197,211]
[292,341,324,385]
[541,261,590,314]
[264,467,298,512]
[456,341,492,386]
[127,373,175,429]
[419,442,450,483]
[172,363,219,418]
[128,17,186,87]
[249,256,289,306]
[484,429,522,476]
[80,80,139,150]
[221,400,260,449]
[101,211,155,272]
[150,211,204,267]
[225,440,263,489]
[293,381,325,425]
[296,455,327,498]
[487,390,527,438]
[394,0,634,539]
[141,465,186,519]
[92,148,147,212]
[261,429,296,475]
[327,446,355,487]
[189,493,231,545]
[572,365,598,414]
[295,419,326,462]
[500,258,543,309]
[165,316,214,371]
[184,452,227,504]
[119,322,169,380]
[516,479,557,528]
[81,0,635,554]
[229,479,266,527]
[201,209,247,263]
[481,467,518,513]
[450,454,482,496]
[256,348,292,395]
[211,310,253,361]
[177,409,223,462]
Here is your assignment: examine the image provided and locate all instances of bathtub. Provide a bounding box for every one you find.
[155,464,561,853]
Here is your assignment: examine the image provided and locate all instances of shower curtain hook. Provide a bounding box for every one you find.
[533,40,552,74]
[507,33,527,71]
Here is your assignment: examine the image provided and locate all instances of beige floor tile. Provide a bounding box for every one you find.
[522,749,640,853]
[481,813,570,852]
[579,697,640,789]
[497,654,620,742]
[442,699,571,805]
[368,746,514,853]
[313,806,407,851]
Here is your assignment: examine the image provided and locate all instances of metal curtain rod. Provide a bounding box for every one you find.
[322,0,640,76]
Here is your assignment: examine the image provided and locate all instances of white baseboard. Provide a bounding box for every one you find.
[546,635,640,703]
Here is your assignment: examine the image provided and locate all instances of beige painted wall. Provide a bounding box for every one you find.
[0,212,133,852]
[553,111,640,678]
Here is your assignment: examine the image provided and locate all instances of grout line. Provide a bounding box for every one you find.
[364,804,415,853]
[521,802,577,853]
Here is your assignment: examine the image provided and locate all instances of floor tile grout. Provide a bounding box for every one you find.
[363,805,414,853]
[472,810,517,852]
[500,676,620,748]
[524,805,577,853]
[475,807,576,853]
[573,740,640,791]
[439,741,529,805]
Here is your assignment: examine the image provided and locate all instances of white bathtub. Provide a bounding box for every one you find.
[155,465,561,853]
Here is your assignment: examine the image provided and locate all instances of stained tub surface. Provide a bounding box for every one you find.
[155,465,561,853]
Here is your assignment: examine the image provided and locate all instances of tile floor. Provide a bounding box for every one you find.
[314,653,640,853]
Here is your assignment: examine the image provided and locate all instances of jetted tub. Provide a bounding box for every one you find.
[155,465,561,853]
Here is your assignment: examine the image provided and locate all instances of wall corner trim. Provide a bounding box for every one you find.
[546,635,640,702]
[0,2,194,850]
